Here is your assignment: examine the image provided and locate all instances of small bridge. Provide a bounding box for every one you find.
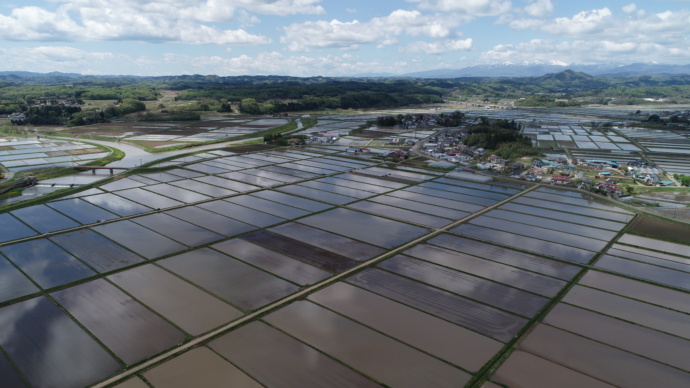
[73,166,131,175]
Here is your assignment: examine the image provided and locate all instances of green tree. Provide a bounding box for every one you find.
[239,98,261,114]
[218,98,232,112]
[260,102,276,115]
[119,99,146,114]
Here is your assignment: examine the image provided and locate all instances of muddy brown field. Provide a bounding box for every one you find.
[221,144,274,153]
[355,130,397,139]
[630,215,690,243]
[66,148,103,155]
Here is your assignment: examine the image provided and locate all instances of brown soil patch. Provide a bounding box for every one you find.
[150,129,204,136]
[66,148,103,155]
[62,127,142,136]
[355,131,394,139]
[237,124,276,129]
[61,121,184,136]
[629,215,690,244]
[46,151,69,157]
[558,141,577,148]
[221,144,273,153]
[185,121,239,129]
[137,141,182,147]
[0,146,14,151]
[398,159,431,169]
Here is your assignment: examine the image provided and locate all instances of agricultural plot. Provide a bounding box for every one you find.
[523,124,640,151]
[0,137,107,172]
[595,234,690,291]
[59,118,289,146]
[1,144,689,387]
[646,154,690,176]
[618,127,690,154]
[452,187,633,264]
[465,108,616,124]
[569,149,641,166]
[302,119,365,137]
[305,115,435,147]
[492,269,690,387]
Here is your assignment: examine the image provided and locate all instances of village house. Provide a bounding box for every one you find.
[594,181,623,197]
[309,133,339,144]
[551,176,572,185]
[346,147,369,154]
[488,154,502,164]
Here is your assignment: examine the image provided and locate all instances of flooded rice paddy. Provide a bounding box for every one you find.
[209,321,380,388]
[0,146,688,387]
[0,137,109,172]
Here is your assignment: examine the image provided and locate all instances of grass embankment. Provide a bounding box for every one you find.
[631,186,690,193]
[82,145,125,167]
[300,115,317,130]
[0,125,33,138]
[0,186,23,199]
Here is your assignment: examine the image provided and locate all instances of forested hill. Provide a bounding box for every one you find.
[3,71,690,118]
[3,70,690,93]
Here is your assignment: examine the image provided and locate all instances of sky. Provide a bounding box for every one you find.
[0,1,689,77]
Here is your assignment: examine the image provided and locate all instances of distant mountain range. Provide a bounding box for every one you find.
[0,71,83,78]
[2,62,690,81]
[401,62,690,78]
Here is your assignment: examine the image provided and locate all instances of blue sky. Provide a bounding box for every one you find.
[0,1,688,76]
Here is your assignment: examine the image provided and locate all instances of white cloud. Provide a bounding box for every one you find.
[383,9,457,38]
[236,10,261,27]
[64,0,324,22]
[4,1,690,76]
[480,38,690,65]
[408,0,512,16]
[0,46,116,72]
[508,6,690,47]
[524,0,553,18]
[0,46,390,76]
[0,5,84,41]
[281,9,459,51]
[282,20,373,51]
[400,39,473,54]
[158,51,400,76]
[622,3,637,14]
[543,8,612,36]
[507,18,542,30]
[0,1,319,44]
[179,0,324,22]
[492,4,690,67]
[79,9,270,44]
[236,0,325,16]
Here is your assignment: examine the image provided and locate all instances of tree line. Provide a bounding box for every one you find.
[10,99,146,126]
[375,111,465,127]
[463,118,538,160]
